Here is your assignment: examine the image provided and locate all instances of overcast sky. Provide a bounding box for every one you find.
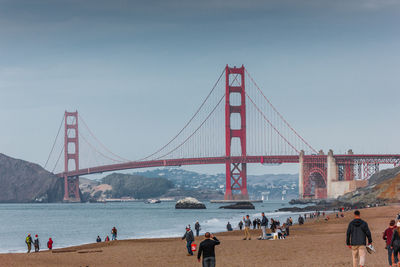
[1,0,399,175]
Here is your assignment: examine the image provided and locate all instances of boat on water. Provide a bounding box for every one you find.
[145,199,161,204]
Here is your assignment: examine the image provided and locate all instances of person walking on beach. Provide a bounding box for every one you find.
[182,226,195,256]
[25,234,33,253]
[252,218,257,230]
[238,221,243,230]
[243,215,251,240]
[195,221,201,237]
[47,238,53,250]
[33,234,40,252]
[383,220,397,267]
[197,232,220,267]
[390,221,400,267]
[111,226,117,240]
[260,212,268,240]
[346,210,373,267]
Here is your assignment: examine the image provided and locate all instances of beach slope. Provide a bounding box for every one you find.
[1,205,398,267]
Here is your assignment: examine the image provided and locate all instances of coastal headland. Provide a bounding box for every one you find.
[1,205,398,266]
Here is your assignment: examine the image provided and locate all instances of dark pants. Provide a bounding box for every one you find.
[34,244,39,252]
[203,257,216,267]
[387,245,394,265]
[186,241,193,255]
[196,230,200,237]
[394,246,400,264]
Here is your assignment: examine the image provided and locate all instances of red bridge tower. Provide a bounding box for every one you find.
[63,111,81,202]
[225,65,249,200]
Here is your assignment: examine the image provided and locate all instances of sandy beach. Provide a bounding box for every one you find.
[1,205,398,267]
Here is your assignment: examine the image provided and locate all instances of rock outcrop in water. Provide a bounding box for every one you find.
[0,153,64,203]
[175,197,206,209]
[219,202,255,209]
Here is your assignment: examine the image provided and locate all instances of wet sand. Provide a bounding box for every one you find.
[1,204,398,267]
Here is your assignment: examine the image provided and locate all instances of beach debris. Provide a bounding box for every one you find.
[78,250,103,254]
[175,197,206,209]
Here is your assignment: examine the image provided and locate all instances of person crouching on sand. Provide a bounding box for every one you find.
[243,215,251,240]
[182,226,195,256]
[197,232,220,267]
[346,210,372,267]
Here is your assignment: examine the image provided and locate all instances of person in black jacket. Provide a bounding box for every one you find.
[182,226,195,256]
[195,221,201,237]
[260,212,268,239]
[390,221,400,266]
[346,210,372,267]
[197,232,220,267]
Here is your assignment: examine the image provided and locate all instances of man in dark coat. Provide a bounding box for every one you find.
[197,232,220,267]
[346,210,372,267]
[182,226,195,256]
[195,221,201,237]
[260,212,268,239]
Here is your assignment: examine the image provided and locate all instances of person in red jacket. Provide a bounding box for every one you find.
[383,220,396,267]
[47,238,53,250]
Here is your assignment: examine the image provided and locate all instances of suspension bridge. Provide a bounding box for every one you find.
[44,65,400,202]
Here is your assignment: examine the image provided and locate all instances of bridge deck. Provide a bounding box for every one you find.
[57,154,400,177]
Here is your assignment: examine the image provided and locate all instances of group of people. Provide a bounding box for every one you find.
[96,226,118,243]
[383,213,400,267]
[25,226,118,253]
[25,234,53,253]
[240,213,291,240]
[182,224,220,267]
[346,210,400,267]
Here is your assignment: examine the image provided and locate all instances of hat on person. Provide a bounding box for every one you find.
[35,235,38,237]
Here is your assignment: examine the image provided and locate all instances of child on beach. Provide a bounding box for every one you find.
[47,238,53,250]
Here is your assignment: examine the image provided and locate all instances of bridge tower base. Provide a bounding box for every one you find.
[63,111,81,202]
[225,65,249,200]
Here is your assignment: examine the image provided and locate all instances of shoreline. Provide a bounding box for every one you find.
[1,205,398,266]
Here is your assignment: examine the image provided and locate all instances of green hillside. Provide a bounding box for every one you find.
[101,173,173,199]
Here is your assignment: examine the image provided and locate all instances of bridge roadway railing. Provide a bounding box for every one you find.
[57,154,400,178]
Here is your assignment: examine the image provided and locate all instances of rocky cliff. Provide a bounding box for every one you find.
[0,153,64,203]
[338,166,400,205]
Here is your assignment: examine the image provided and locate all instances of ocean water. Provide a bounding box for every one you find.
[0,201,306,253]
